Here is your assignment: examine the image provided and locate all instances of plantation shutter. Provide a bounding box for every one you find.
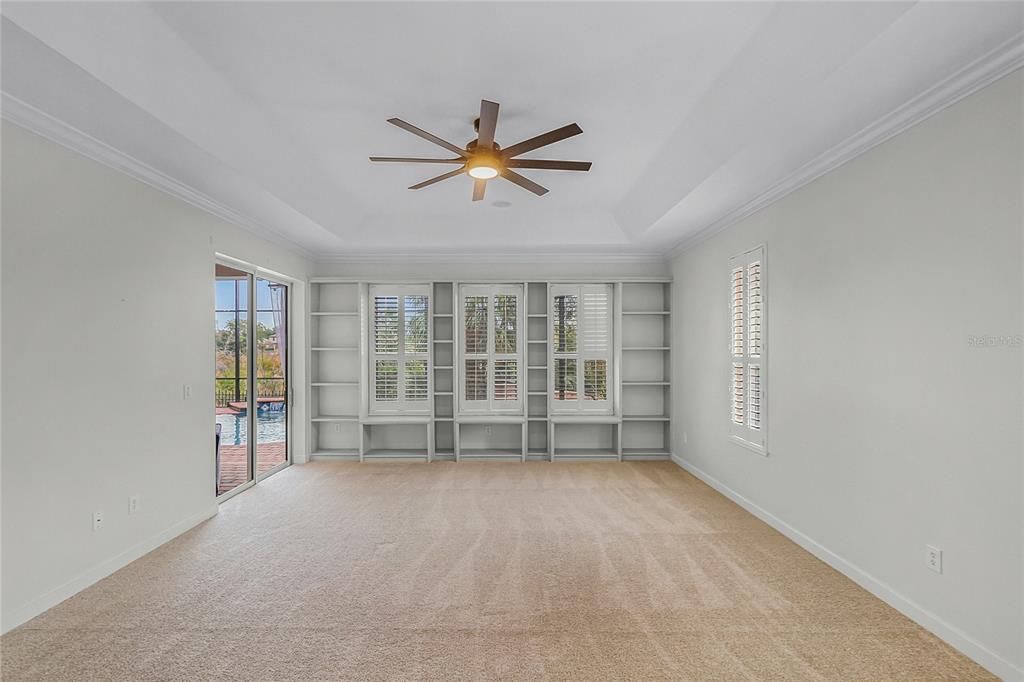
[370,285,431,413]
[728,247,766,452]
[551,284,612,413]
[459,285,524,413]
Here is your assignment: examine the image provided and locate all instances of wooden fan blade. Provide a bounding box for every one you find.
[409,168,464,190]
[477,100,499,150]
[370,157,464,164]
[472,179,487,202]
[502,123,582,158]
[506,159,592,171]
[501,169,548,196]
[387,118,468,157]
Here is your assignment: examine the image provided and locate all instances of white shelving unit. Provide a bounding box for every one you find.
[619,281,672,460]
[309,277,671,464]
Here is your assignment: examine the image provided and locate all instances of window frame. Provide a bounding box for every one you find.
[728,245,767,455]
[550,283,614,415]
[457,284,525,414]
[368,284,432,415]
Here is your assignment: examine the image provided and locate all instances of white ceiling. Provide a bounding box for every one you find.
[2,2,1022,261]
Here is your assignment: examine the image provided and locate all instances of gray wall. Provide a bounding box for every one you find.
[1,121,312,632]
[671,70,1022,678]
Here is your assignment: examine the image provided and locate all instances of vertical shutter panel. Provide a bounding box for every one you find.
[581,289,610,353]
[494,359,518,401]
[404,360,428,400]
[747,364,761,430]
[554,358,577,401]
[731,362,745,425]
[403,295,429,354]
[747,262,762,357]
[731,267,744,357]
[465,359,487,401]
[493,294,517,354]
[464,296,488,354]
[374,296,399,354]
[376,360,398,401]
[583,359,607,401]
[552,295,577,353]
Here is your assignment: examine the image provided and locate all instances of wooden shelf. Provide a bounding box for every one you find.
[433,391,454,396]
[553,448,618,458]
[459,449,522,458]
[528,339,548,344]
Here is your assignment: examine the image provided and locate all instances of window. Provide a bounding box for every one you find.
[729,246,766,453]
[459,285,524,413]
[551,284,612,413]
[370,285,430,413]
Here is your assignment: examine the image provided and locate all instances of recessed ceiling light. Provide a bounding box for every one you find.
[492,201,512,208]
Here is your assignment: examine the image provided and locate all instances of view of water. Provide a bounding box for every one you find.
[216,408,287,446]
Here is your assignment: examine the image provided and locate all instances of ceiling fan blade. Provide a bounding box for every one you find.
[370,156,464,164]
[476,100,499,150]
[472,179,487,202]
[409,168,464,190]
[506,159,592,171]
[501,123,582,158]
[501,169,548,196]
[387,118,468,157]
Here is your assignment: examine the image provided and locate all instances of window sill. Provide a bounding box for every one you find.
[730,434,767,457]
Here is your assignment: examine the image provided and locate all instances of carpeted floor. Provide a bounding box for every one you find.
[1,462,994,681]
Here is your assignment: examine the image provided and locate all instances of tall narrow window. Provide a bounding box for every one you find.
[370,285,430,413]
[459,285,523,412]
[729,246,766,453]
[551,284,612,413]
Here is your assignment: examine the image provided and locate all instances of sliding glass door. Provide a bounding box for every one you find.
[214,264,289,498]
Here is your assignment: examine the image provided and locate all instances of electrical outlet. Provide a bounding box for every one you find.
[92,510,104,531]
[926,545,942,574]
[334,423,342,433]
[129,496,139,515]
[182,384,192,400]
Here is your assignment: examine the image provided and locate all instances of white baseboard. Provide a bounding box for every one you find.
[671,454,1022,682]
[1,504,218,634]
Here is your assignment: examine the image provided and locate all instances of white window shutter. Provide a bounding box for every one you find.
[551,284,612,413]
[458,285,524,413]
[370,285,430,414]
[729,247,766,452]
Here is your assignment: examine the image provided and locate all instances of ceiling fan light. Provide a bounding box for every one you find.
[468,165,499,180]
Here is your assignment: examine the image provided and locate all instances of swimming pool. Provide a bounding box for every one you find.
[217,408,287,446]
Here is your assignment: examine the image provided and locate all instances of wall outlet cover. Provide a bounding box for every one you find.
[926,545,942,574]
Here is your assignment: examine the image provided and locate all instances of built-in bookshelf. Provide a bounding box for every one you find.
[309,277,671,464]
[619,281,672,460]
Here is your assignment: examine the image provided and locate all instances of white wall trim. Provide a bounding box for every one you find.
[670,454,1023,682]
[670,34,1024,257]
[0,93,317,262]
[1,504,218,635]
[315,247,669,265]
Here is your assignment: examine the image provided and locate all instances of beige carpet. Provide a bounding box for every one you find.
[1,462,994,681]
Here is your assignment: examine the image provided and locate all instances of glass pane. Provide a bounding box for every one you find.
[255,279,287,476]
[465,359,487,401]
[374,296,399,353]
[494,294,517,354]
[552,295,577,353]
[494,359,518,401]
[404,295,429,354]
[375,360,398,400]
[464,296,487,354]
[583,360,607,401]
[214,271,251,496]
[553,358,577,401]
[405,360,428,401]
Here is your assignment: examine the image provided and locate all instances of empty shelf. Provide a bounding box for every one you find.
[312,382,358,387]
[622,415,670,421]
[312,346,358,351]
[311,414,359,422]
[622,381,670,386]
[623,346,670,351]
[310,449,360,459]
[363,449,429,459]
[527,313,548,318]
[622,311,670,316]
[553,448,618,458]
[311,311,358,317]
[527,365,547,370]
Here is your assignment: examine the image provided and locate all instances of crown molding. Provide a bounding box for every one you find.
[314,246,669,265]
[1,93,317,261]
[669,33,1024,259]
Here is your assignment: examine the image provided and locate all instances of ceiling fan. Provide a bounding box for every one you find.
[370,99,592,202]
